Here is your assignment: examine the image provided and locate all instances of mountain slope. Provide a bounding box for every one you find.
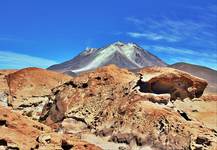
[48,41,166,73]
[170,62,217,94]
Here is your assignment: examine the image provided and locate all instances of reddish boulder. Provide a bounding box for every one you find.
[139,67,208,100]
[6,67,72,120]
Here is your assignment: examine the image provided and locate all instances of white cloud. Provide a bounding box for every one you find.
[142,45,217,70]
[127,32,180,42]
[143,45,217,58]
[126,17,216,43]
[124,5,217,70]
[125,5,217,48]
[0,51,58,69]
[125,7,217,70]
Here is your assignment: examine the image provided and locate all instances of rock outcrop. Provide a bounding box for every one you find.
[170,62,217,94]
[40,65,216,150]
[0,106,101,150]
[6,67,72,120]
[139,67,208,100]
[0,70,17,107]
[1,65,215,150]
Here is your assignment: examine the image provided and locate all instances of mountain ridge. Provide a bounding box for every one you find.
[48,41,167,73]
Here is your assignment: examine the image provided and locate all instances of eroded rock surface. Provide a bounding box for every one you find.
[0,106,101,150]
[40,65,216,150]
[139,67,208,100]
[0,70,17,107]
[1,65,215,150]
[6,67,72,120]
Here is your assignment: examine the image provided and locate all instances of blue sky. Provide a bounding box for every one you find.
[0,0,217,70]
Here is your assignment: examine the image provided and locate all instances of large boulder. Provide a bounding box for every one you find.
[6,67,72,120]
[40,65,216,150]
[138,67,208,100]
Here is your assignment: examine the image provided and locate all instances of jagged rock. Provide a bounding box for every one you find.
[139,67,208,100]
[0,70,16,107]
[6,67,72,120]
[62,118,90,134]
[0,70,16,91]
[0,92,8,107]
[37,134,51,144]
[40,65,216,150]
[1,65,214,149]
[135,93,171,105]
[79,64,138,84]
[0,106,101,150]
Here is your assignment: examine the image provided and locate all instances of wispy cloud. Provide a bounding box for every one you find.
[126,16,216,44]
[126,17,144,25]
[127,32,180,42]
[124,4,217,70]
[0,51,58,69]
[142,45,217,70]
[125,5,217,47]
[142,45,217,57]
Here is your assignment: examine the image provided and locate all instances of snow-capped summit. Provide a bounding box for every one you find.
[48,41,166,73]
[113,41,125,45]
[82,48,98,56]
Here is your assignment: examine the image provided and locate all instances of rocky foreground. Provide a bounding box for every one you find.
[0,65,217,150]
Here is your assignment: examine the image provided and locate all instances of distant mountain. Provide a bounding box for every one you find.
[170,62,217,94]
[48,41,166,73]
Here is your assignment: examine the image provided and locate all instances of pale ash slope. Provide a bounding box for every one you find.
[48,42,166,73]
